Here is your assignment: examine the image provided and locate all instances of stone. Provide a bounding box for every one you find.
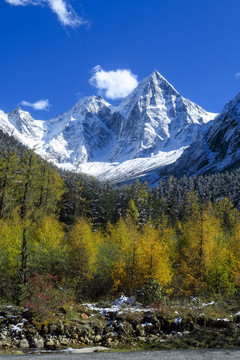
[19,339,29,348]
[54,340,60,348]
[81,313,89,319]
[105,338,117,347]
[0,340,6,348]
[45,339,56,350]
[95,335,102,342]
[106,332,115,339]
[60,337,70,346]
[138,336,146,342]
[33,337,44,349]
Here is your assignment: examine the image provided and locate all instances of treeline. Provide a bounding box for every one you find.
[0,142,240,304]
[60,168,240,229]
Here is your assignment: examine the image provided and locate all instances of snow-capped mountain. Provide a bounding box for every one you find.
[158,91,240,179]
[109,70,214,162]
[0,107,44,146]
[0,70,217,183]
[43,95,113,164]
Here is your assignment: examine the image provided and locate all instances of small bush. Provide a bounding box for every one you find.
[22,272,64,320]
[137,277,167,306]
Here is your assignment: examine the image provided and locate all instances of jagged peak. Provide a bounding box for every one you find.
[9,106,22,115]
[112,70,181,116]
[8,107,33,119]
[72,94,110,113]
[124,69,179,102]
[151,69,168,81]
[146,69,179,94]
[48,95,111,123]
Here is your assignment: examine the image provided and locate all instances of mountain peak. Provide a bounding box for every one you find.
[57,95,111,122]
[112,69,179,118]
[0,70,218,184]
[75,94,109,109]
[8,107,33,120]
[147,69,179,95]
[9,106,22,115]
[151,69,166,79]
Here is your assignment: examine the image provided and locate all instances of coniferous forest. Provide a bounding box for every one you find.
[1,130,240,307]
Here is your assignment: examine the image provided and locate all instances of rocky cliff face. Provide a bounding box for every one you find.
[109,70,214,162]
[159,91,240,179]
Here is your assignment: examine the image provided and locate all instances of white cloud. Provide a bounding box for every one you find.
[5,0,29,4]
[235,72,240,79]
[5,0,86,27]
[89,66,139,100]
[21,99,50,111]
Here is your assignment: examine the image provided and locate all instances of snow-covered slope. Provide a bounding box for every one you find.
[157,91,240,180]
[0,71,217,183]
[108,70,215,162]
[41,95,113,164]
[0,108,45,148]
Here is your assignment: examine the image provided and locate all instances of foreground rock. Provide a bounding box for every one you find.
[0,304,240,352]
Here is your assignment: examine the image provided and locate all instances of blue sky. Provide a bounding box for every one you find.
[0,0,240,119]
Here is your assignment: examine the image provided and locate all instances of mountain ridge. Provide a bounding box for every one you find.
[161,90,240,178]
[0,70,220,184]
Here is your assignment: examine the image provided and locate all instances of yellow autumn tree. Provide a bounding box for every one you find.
[68,217,102,298]
[175,195,222,296]
[204,199,239,296]
[0,214,23,300]
[225,210,240,291]
[0,215,23,272]
[136,223,172,288]
[109,207,140,294]
[29,215,66,277]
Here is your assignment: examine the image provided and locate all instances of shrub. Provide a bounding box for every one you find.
[137,277,167,305]
[22,272,64,320]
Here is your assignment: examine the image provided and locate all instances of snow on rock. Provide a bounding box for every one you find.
[10,324,23,333]
[202,301,215,307]
[163,90,240,178]
[113,294,135,307]
[0,71,217,184]
[174,317,182,324]
[141,322,153,327]
[109,70,216,162]
[84,295,151,315]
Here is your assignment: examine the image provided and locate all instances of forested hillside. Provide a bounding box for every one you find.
[0,134,240,307]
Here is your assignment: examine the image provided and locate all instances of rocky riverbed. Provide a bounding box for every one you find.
[1,298,240,353]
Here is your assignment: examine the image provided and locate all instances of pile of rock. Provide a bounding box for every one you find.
[0,305,239,351]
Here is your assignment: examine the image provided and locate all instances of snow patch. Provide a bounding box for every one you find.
[174,317,182,324]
